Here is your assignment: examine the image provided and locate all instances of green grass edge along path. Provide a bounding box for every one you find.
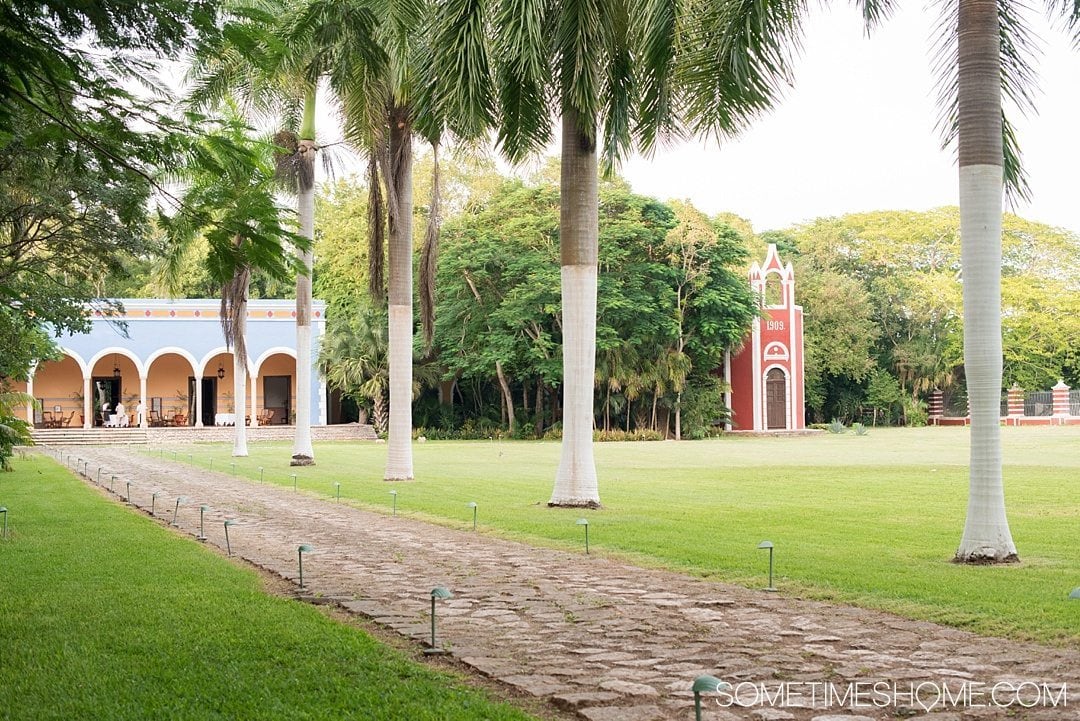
[177,426,1080,646]
[0,455,541,721]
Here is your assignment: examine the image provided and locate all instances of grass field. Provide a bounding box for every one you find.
[163,426,1080,646]
[0,456,541,721]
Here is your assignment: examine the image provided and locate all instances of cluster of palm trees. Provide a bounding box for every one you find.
[169,0,1079,563]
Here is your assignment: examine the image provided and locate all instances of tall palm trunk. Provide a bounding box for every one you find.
[384,106,414,480]
[222,257,251,458]
[550,107,600,507]
[292,89,318,466]
[955,0,1017,562]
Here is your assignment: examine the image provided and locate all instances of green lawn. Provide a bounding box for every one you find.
[172,426,1080,646]
[0,456,541,721]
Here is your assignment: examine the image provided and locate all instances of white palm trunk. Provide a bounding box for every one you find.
[552,265,599,504]
[291,138,316,466]
[386,304,413,478]
[232,308,249,457]
[955,0,1017,561]
[550,107,600,507]
[956,166,1015,560]
[384,112,414,481]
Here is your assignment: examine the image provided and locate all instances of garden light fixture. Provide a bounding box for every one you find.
[335,482,341,502]
[577,518,590,554]
[1070,587,1080,600]
[758,540,777,592]
[171,496,188,527]
[0,507,7,540]
[389,489,397,515]
[259,466,264,482]
[125,480,132,503]
[197,505,209,541]
[692,675,731,721]
[425,587,453,655]
[224,519,236,555]
[467,501,477,531]
[291,473,297,491]
[151,491,160,516]
[297,544,313,589]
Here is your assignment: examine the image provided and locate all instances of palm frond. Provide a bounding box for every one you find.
[493,0,554,162]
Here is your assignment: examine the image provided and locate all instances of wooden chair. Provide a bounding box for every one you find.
[62,411,76,427]
[258,409,274,425]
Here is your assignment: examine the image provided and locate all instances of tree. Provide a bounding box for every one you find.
[319,305,391,434]
[158,118,305,456]
[188,0,384,466]
[429,0,791,506]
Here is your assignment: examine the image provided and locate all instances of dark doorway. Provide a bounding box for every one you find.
[263,376,291,424]
[188,376,217,427]
[766,368,787,430]
[92,377,120,426]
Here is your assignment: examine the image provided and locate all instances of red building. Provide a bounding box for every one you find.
[724,244,805,431]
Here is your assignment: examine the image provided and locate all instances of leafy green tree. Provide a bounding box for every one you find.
[0,388,34,471]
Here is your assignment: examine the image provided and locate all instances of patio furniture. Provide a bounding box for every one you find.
[257,409,274,425]
[61,411,76,427]
[214,413,236,426]
[149,410,164,427]
[172,414,187,427]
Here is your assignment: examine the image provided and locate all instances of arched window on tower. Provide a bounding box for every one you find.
[762,272,783,307]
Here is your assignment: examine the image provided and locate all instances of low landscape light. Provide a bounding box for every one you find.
[259,467,264,482]
[151,491,161,516]
[297,544,313,589]
[110,475,116,493]
[692,675,731,721]
[0,507,7,540]
[389,489,397,516]
[209,458,213,471]
[757,540,777,592]
[197,505,209,541]
[334,482,341,502]
[467,501,478,531]
[125,480,132,504]
[171,496,188,527]
[291,473,297,491]
[576,518,590,554]
[224,519,236,555]
[1070,587,1080,600]
[188,454,193,464]
[230,462,235,476]
[96,468,101,484]
[425,587,453,655]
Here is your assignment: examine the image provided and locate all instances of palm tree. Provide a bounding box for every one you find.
[426,0,791,505]
[187,0,384,466]
[319,306,391,434]
[157,117,304,457]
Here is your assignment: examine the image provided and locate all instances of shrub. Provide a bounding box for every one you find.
[827,418,847,434]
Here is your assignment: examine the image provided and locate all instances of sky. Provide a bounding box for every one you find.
[619,4,1080,234]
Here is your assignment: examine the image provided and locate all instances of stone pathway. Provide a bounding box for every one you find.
[54,447,1078,720]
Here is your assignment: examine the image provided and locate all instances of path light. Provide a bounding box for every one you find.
[97,468,101,484]
[125,481,132,504]
[197,505,209,541]
[224,519,236,555]
[692,675,731,721]
[172,451,178,461]
[389,489,397,516]
[334,482,341,502]
[209,458,213,471]
[467,501,478,531]
[151,491,161,516]
[291,473,297,491]
[188,454,193,464]
[0,507,7,540]
[1070,587,1080,600]
[259,467,264,482]
[230,462,235,476]
[171,496,188,527]
[577,518,590,554]
[425,587,453,655]
[758,541,777,592]
[110,475,116,493]
[297,544,313,589]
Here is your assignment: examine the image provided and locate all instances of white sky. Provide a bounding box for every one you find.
[620,4,1080,234]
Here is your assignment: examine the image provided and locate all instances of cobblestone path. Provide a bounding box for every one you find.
[55,447,1078,721]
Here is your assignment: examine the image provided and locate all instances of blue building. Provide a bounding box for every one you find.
[16,298,327,429]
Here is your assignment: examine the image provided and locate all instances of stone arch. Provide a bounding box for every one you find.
[86,347,145,378]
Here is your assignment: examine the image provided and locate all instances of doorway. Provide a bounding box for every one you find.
[263,376,291,425]
[766,368,787,430]
[92,377,121,426]
[188,377,217,427]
